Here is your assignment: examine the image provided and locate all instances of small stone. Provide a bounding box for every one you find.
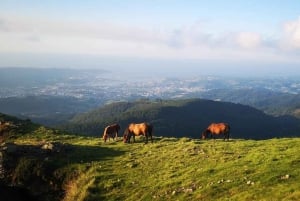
[281,174,290,180]
[41,142,53,150]
[184,188,193,193]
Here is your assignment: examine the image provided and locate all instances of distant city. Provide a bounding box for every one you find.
[0,68,300,103]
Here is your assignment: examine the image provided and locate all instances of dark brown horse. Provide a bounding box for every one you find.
[202,123,230,141]
[103,123,120,142]
[123,122,153,143]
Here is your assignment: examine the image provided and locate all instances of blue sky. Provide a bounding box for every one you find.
[0,1,300,76]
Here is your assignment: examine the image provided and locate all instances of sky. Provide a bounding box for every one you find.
[0,0,300,76]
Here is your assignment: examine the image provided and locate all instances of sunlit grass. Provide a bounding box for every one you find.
[7,125,300,201]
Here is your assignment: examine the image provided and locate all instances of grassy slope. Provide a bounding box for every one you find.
[12,131,300,201]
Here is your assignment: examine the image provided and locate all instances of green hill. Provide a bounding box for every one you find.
[202,88,300,118]
[1,113,300,201]
[62,99,300,139]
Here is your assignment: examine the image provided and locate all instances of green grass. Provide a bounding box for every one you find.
[8,128,300,201]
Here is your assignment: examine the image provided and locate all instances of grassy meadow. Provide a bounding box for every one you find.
[6,126,300,201]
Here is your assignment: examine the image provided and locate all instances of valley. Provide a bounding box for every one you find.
[1,68,300,128]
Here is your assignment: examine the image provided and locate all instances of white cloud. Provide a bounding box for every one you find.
[282,17,300,49]
[235,32,261,49]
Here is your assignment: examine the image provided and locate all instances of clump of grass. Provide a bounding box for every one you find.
[62,163,98,201]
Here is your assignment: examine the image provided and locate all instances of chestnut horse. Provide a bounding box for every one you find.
[202,123,230,141]
[103,123,120,142]
[123,122,153,143]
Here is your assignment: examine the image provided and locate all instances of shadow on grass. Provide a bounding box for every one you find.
[63,143,125,164]
[1,142,126,201]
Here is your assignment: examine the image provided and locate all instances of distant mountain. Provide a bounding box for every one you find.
[201,88,300,118]
[61,99,300,139]
[0,67,108,87]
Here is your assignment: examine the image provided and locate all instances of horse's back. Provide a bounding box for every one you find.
[128,122,152,135]
[208,123,229,134]
[111,123,120,130]
[105,124,120,133]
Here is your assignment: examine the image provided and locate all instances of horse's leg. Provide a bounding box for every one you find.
[226,131,230,141]
[133,135,135,143]
[127,133,131,143]
[146,129,153,143]
[127,134,130,143]
[115,131,118,141]
[145,134,148,144]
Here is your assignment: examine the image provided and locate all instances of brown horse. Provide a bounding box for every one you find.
[123,122,153,143]
[103,123,120,142]
[202,123,230,141]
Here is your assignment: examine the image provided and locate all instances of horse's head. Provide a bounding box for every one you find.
[123,128,131,143]
[201,130,208,140]
[103,133,108,142]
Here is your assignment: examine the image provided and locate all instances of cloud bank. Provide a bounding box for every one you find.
[0,14,300,64]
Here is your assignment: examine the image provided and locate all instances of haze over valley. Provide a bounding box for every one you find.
[0,67,300,133]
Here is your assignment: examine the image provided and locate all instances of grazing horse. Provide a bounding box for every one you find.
[103,123,120,142]
[123,122,153,144]
[202,123,230,141]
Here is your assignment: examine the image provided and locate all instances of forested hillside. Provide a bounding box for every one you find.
[201,88,300,118]
[62,99,300,139]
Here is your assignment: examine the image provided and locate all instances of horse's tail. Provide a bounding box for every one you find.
[147,124,153,136]
[226,124,230,133]
[147,124,153,143]
[225,124,230,140]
